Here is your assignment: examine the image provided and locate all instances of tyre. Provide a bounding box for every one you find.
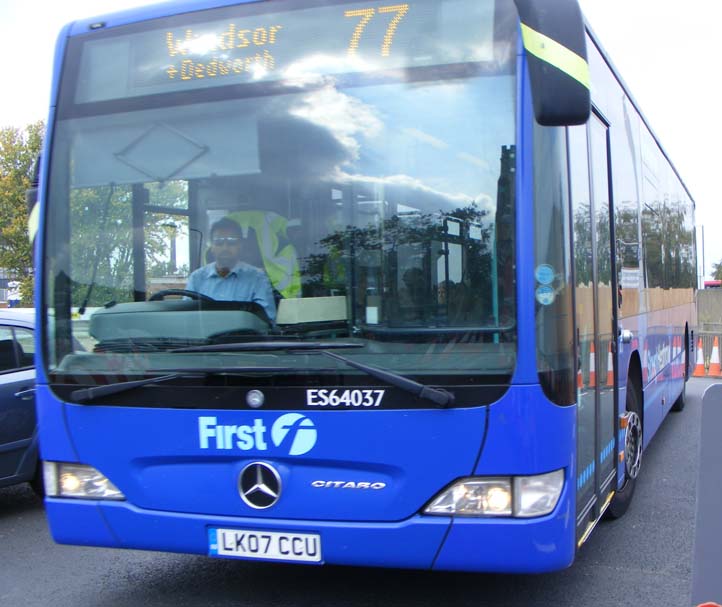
[29,459,44,498]
[671,378,686,412]
[606,376,643,519]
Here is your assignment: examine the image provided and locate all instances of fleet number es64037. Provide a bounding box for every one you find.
[306,389,385,408]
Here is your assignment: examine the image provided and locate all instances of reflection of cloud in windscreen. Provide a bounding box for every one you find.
[282,54,377,87]
[334,171,476,205]
[430,41,496,65]
[402,128,449,150]
[403,129,488,171]
[259,111,350,179]
[259,83,381,179]
[289,85,382,160]
[457,152,489,170]
[335,170,496,222]
[260,80,496,214]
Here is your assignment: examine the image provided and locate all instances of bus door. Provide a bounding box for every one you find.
[569,113,618,543]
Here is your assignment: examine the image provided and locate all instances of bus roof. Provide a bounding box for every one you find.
[582,20,697,208]
[66,0,259,37]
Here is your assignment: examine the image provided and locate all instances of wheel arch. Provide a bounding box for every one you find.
[684,323,690,381]
[625,349,644,427]
[605,345,644,519]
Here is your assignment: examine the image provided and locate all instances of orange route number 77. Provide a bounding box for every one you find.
[345,4,410,58]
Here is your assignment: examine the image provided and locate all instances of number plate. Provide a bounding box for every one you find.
[209,528,322,563]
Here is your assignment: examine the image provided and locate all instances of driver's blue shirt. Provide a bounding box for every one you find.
[186,261,276,321]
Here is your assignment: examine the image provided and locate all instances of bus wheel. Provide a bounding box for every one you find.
[606,378,643,519]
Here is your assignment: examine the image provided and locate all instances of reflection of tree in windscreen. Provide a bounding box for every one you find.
[302,202,503,323]
[615,207,640,267]
[596,208,612,285]
[642,200,695,289]
[576,200,695,290]
[69,182,186,306]
[146,181,190,279]
[572,202,612,285]
[573,202,592,285]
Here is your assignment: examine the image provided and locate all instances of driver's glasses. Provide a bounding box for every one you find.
[212,237,241,246]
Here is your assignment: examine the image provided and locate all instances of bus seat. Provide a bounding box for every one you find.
[228,210,302,299]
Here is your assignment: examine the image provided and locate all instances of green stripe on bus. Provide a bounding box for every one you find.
[520,23,590,90]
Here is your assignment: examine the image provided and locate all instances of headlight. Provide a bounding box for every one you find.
[425,478,512,516]
[43,462,125,500]
[424,469,563,518]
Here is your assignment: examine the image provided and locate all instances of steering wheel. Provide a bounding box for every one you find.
[149,289,216,302]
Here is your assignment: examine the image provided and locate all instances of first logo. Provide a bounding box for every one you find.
[198,414,317,456]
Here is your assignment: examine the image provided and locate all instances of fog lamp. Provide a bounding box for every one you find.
[513,469,564,517]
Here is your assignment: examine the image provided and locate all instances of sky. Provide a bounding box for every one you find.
[0,0,718,279]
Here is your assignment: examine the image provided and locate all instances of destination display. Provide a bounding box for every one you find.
[74,0,501,104]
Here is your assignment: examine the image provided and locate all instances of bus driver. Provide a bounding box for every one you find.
[186,217,277,322]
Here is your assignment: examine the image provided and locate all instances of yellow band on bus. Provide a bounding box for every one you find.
[28,203,40,243]
[520,23,590,90]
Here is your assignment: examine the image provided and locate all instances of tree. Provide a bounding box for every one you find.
[642,199,696,289]
[0,123,187,308]
[69,180,190,307]
[0,122,44,304]
[712,260,722,281]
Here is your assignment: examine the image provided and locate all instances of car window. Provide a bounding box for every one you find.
[0,326,17,372]
[13,327,35,368]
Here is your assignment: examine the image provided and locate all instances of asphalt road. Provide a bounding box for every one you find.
[0,379,712,607]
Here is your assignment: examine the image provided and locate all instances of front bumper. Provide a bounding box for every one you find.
[45,488,575,573]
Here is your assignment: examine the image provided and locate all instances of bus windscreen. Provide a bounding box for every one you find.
[46,0,518,395]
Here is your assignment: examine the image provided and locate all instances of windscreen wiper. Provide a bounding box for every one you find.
[70,373,195,403]
[172,341,364,353]
[171,341,455,407]
[67,367,296,403]
[318,350,454,407]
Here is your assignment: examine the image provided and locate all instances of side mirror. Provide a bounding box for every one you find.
[513,0,591,126]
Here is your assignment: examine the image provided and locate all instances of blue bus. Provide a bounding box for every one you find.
[34,0,696,572]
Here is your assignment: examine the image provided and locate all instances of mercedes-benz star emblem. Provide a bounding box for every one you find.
[239,462,281,509]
